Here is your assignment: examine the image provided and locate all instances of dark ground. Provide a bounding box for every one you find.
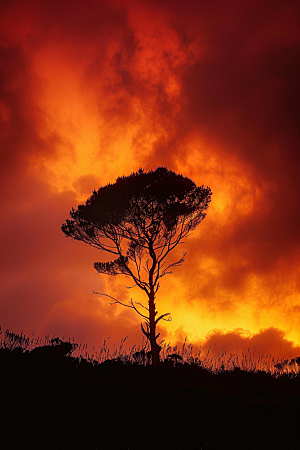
[1,346,300,449]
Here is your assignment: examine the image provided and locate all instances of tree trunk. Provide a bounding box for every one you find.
[147,243,161,366]
[149,288,161,366]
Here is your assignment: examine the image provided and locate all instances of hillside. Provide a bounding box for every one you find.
[1,342,300,449]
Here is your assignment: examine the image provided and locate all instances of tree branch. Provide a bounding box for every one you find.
[92,291,149,320]
[159,252,186,279]
[155,312,172,325]
[141,322,150,339]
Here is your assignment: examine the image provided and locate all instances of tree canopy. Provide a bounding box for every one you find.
[62,166,212,365]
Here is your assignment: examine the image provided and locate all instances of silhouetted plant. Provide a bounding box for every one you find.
[3,329,29,350]
[274,355,300,376]
[166,353,183,367]
[132,349,152,365]
[61,167,212,365]
[29,338,76,361]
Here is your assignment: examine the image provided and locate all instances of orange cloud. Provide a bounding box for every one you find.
[201,328,300,361]
[1,0,300,359]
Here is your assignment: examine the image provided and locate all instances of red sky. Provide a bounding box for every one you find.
[1,0,300,359]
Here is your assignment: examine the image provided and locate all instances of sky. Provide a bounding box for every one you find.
[1,0,300,359]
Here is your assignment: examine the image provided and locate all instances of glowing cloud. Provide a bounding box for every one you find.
[1,0,300,358]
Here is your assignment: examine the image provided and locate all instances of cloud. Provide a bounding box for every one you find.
[168,326,300,361]
[0,0,300,356]
[201,327,300,360]
[177,0,300,269]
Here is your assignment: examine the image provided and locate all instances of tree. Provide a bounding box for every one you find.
[61,167,212,366]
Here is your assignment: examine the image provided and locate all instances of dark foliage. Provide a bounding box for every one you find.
[62,167,211,240]
[29,338,76,364]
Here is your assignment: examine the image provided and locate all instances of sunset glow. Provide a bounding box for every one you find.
[1,0,300,359]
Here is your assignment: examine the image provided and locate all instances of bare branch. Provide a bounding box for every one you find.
[155,312,172,325]
[135,301,149,312]
[92,291,149,320]
[130,298,149,320]
[141,322,150,339]
[155,252,186,283]
[93,291,131,307]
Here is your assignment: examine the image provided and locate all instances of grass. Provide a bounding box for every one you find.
[1,327,299,376]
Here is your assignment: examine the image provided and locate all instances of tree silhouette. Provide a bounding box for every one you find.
[61,167,212,366]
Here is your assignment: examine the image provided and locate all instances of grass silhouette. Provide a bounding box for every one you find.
[2,328,299,376]
[1,328,300,449]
